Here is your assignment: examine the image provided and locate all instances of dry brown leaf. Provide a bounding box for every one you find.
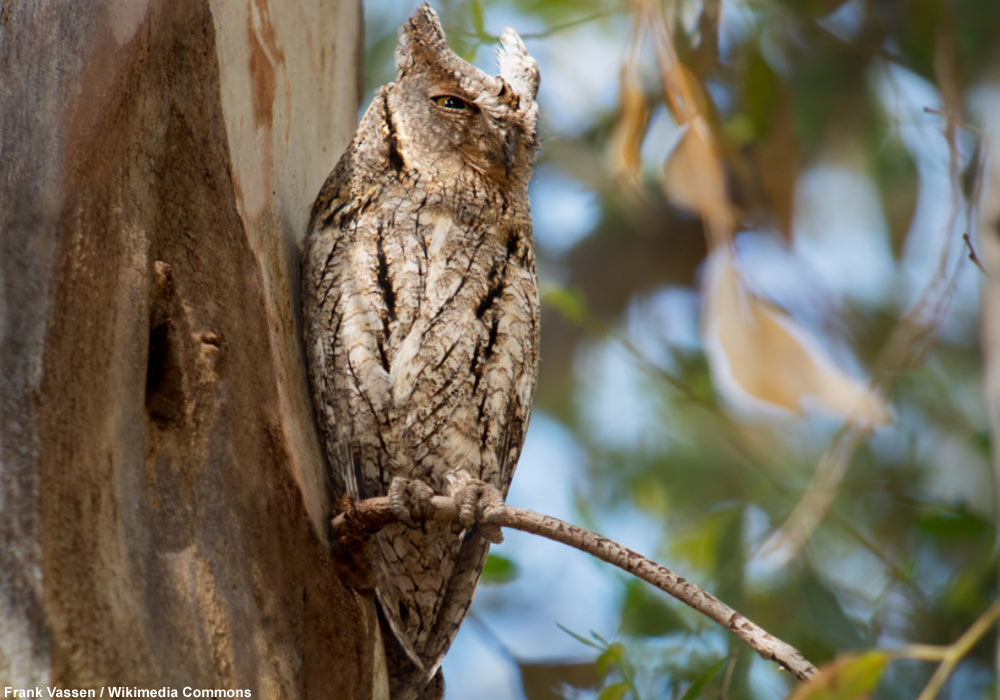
[702,249,891,428]
[608,60,651,190]
[646,7,732,247]
[662,121,735,245]
[659,49,712,125]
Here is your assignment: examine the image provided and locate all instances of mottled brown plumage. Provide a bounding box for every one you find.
[301,5,540,698]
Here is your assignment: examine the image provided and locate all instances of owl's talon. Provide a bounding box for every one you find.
[479,523,504,545]
[457,490,477,529]
[480,489,505,523]
[389,476,435,527]
[479,489,505,543]
[448,477,506,543]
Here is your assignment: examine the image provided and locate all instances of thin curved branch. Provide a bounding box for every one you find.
[331,496,818,681]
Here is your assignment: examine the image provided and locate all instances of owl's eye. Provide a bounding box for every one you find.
[431,95,476,112]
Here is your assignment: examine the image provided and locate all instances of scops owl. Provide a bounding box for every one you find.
[301,4,540,698]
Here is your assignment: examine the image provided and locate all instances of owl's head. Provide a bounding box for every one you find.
[386,3,540,190]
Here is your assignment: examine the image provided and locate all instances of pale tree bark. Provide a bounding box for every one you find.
[0,1,377,696]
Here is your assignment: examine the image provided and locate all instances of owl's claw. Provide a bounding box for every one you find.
[390,475,506,543]
[389,476,435,527]
[450,477,505,544]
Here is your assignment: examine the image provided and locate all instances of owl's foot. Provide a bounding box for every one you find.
[388,476,436,527]
[447,475,505,544]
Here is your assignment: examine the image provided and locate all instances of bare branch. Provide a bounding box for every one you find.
[963,233,988,275]
[332,496,819,681]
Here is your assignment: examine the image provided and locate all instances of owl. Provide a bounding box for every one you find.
[301,4,540,699]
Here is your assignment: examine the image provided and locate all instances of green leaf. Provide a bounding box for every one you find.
[798,573,868,650]
[596,681,631,700]
[713,506,744,604]
[671,509,731,573]
[480,553,520,585]
[786,651,889,700]
[743,48,780,139]
[471,0,486,37]
[596,642,625,677]
[677,657,727,700]
[897,0,940,78]
[790,51,845,150]
[942,558,995,617]
[971,429,991,457]
[542,284,587,324]
[620,579,687,637]
[556,622,602,650]
[866,120,918,259]
[915,504,990,541]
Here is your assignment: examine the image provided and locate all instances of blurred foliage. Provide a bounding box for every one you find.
[482,553,522,585]
[363,0,1000,698]
[786,651,888,700]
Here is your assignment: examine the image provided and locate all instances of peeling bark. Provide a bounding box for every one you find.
[0,0,374,696]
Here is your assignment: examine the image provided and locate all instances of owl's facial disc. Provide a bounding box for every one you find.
[420,83,521,179]
[391,3,538,184]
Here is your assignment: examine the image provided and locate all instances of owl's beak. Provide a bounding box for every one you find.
[503,128,519,177]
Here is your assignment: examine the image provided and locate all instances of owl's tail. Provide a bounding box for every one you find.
[378,604,445,700]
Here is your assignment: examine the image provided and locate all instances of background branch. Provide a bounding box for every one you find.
[332,496,819,681]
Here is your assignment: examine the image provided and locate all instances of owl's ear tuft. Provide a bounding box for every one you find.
[396,3,454,76]
[496,28,539,101]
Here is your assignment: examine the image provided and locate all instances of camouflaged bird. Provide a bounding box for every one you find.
[301,5,540,698]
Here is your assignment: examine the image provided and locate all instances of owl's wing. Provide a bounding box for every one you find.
[302,207,391,503]
[495,253,540,495]
[303,93,404,502]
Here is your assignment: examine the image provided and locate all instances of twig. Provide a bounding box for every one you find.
[332,496,819,681]
[446,9,622,43]
[913,600,1000,700]
[922,106,984,135]
[758,424,866,563]
[720,649,737,700]
[963,233,988,275]
[519,10,622,40]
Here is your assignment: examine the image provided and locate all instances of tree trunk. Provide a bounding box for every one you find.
[980,94,1000,692]
[0,1,377,696]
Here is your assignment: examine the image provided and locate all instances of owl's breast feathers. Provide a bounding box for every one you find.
[305,174,538,492]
